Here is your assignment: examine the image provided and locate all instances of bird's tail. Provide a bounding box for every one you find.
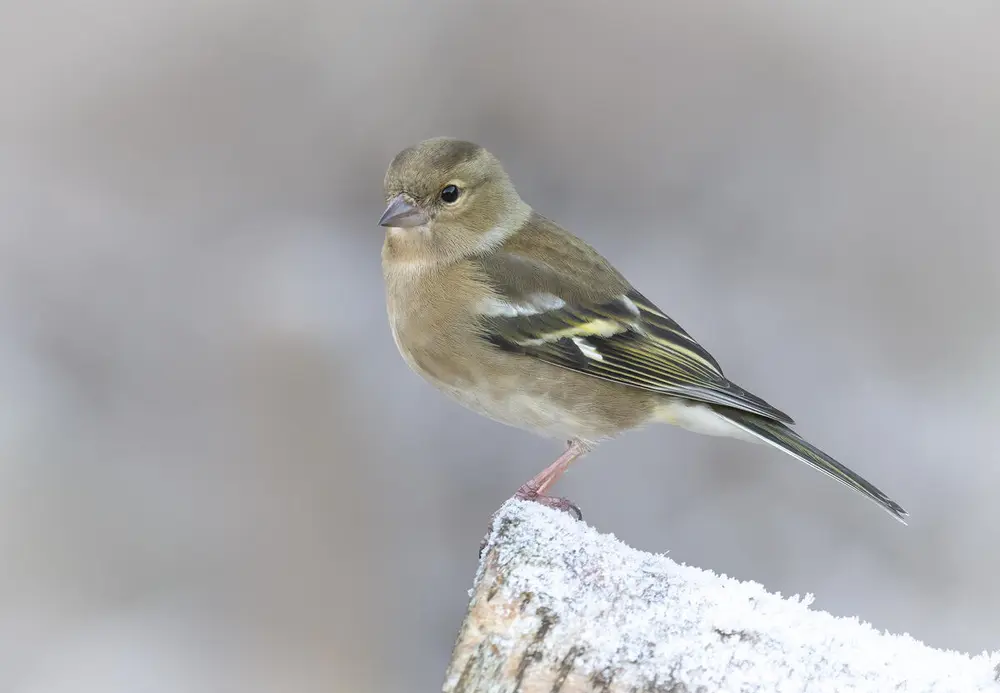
[714,408,908,523]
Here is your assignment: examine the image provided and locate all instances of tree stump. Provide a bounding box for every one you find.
[443,500,998,692]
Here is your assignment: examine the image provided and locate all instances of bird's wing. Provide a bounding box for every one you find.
[475,250,794,425]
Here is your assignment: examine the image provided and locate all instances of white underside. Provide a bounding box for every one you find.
[653,400,760,443]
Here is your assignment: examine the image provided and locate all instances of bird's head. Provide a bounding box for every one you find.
[380,138,529,265]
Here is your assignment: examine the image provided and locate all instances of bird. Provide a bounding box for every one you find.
[378,136,907,524]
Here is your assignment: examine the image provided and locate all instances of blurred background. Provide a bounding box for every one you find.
[2,0,998,690]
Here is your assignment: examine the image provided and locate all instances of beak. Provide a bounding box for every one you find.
[378,194,430,228]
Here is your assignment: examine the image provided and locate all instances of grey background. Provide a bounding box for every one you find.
[2,1,998,691]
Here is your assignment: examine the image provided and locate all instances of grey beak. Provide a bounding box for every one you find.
[378,194,430,228]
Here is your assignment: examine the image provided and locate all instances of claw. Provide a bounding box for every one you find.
[513,485,583,520]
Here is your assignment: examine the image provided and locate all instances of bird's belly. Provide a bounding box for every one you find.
[437,381,609,441]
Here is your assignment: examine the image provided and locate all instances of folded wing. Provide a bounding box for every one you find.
[476,252,794,425]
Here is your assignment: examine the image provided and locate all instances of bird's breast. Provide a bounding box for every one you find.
[383,261,486,386]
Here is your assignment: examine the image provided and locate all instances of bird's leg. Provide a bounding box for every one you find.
[512,439,592,520]
[480,439,592,556]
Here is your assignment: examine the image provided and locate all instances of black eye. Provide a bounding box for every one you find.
[440,184,461,203]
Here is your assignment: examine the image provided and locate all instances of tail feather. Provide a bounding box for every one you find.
[715,408,908,523]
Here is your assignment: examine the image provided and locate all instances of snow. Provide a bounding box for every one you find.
[472,499,999,692]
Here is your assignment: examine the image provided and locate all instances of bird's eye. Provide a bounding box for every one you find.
[440,184,461,204]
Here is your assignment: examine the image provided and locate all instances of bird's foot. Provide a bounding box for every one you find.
[479,484,583,557]
[479,440,590,556]
[512,483,583,520]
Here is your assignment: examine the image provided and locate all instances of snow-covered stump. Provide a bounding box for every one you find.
[444,500,998,693]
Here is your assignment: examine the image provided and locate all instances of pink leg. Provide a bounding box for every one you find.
[480,439,592,555]
[512,439,592,519]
